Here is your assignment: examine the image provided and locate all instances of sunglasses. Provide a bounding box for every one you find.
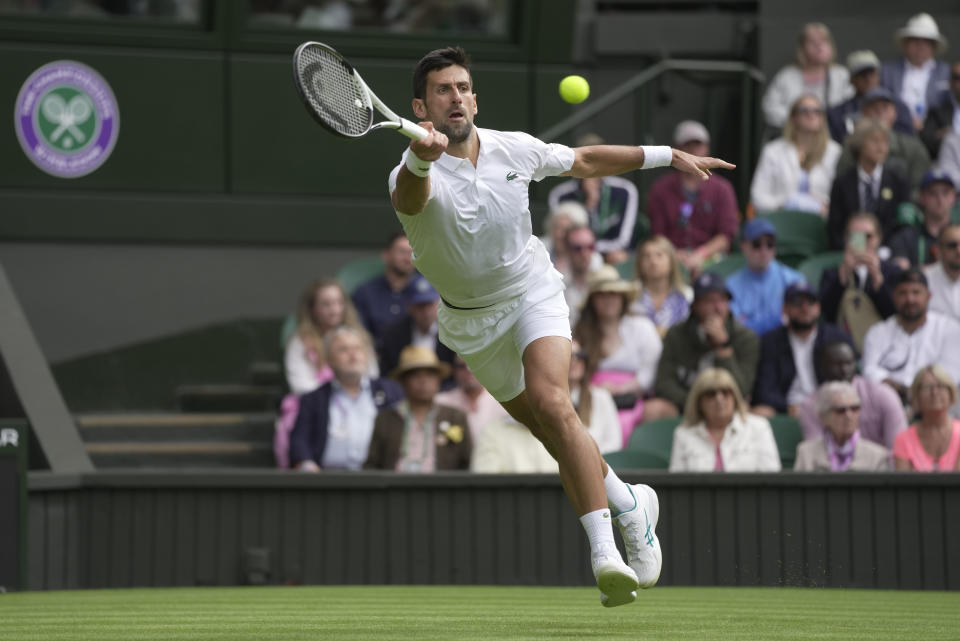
[942,241,960,250]
[569,243,595,252]
[830,404,860,415]
[951,74,960,81]
[573,350,589,361]
[750,237,776,250]
[795,106,824,116]
[702,388,733,399]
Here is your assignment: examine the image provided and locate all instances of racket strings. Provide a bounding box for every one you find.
[296,46,371,137]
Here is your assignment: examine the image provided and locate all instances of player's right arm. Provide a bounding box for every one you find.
[392,122,448,215]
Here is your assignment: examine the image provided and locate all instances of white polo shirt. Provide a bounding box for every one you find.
[861,311,960,388]
[388,127,575,309]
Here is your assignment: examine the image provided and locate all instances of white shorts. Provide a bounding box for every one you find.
[437,273,571,403]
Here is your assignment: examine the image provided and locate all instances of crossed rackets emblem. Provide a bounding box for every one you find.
[40,92,93,148]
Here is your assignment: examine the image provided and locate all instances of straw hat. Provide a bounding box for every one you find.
[390,345,451,380]
[583,265,639,307]
[894,13,948,55]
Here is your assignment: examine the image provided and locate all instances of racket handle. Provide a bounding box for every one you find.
[397,118,429,140]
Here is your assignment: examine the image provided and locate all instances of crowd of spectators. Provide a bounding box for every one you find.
[275,13,960,475]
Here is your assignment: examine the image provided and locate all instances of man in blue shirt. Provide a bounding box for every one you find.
[352,232,421,347]
[726,218,803,336]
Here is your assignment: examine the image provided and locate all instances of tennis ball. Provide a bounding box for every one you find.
[559,75,590,104]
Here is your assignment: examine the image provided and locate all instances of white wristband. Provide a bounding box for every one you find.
[405,152,432,177]
[640,145,672,169]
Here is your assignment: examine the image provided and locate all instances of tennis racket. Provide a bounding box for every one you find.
[292,41,428,141]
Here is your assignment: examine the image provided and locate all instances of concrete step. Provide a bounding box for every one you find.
[76,412,276,442]
[175,384,284,413]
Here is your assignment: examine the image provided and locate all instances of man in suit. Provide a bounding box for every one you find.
[752,282,853,417]
[794,381,890,471]
[828,114,912,249]
[828,50,914,143]
[880,13,951,131]
[379,276,455,386]
[289,327,404,471]
[919,61,960,159]
[365,346,472,471]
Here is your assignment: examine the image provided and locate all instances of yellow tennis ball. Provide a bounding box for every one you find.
[559,75,590,104]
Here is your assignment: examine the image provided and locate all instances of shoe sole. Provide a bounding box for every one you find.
[596,564,639,608]
[636,484,662,589]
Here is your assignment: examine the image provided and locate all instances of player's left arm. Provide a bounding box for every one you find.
[561,145,734,181]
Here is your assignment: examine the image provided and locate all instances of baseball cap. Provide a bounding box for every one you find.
[846,50,880,75]
[784,281,818,303]
[693,271,732,301]
[741,218,777,242]
[406,276,439,305]
[862,87,896,107]
[920,169,956,191]
[673,120,710,146]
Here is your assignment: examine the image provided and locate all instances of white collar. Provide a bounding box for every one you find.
[857,163,883,185]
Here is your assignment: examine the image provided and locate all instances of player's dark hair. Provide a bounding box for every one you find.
[412,47,472,99]
[386,231,407,249]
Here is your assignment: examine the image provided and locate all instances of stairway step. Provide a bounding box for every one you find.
[249,360,285,386]
[86,441,275,468]
[76,412,276,442]
[176,384,284,412]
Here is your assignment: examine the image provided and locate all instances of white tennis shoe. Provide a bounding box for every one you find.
[591,542,639,608]
[613,484,662,589]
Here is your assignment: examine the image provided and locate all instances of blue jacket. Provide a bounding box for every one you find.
[288,377,404,467]
[726,261,804,336]
[880,59,951,121]
[752,322,853,413]
[826,93,914,143]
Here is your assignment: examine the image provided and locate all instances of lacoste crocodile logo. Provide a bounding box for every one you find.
[506,171,519,181]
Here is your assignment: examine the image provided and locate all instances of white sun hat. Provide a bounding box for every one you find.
[894,13,948,55]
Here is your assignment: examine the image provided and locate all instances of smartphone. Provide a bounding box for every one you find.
[849,230,866,252]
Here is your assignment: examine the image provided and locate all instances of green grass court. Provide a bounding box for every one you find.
[2,585,957,640]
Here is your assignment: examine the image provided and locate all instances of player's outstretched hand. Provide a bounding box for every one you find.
[410,121,448,162]
[671,149,736,181]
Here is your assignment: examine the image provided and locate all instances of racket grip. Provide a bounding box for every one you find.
[397,118,429,140]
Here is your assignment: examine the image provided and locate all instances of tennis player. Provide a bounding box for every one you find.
[389,47,734,607]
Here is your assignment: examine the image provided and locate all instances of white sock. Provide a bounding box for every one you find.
[604,467,636,515]
[579,508,617,552]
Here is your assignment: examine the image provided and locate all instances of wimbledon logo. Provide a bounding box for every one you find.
[14,60,120,178]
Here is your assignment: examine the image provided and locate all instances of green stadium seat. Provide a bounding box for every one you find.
[759,211,828,267]
[335,256,384,294]
[797,251,844,291]
[768,414,803,470]
[615,255,636,281]
[603,448,667,471]
[704,253,746,278]
[623,416,682,469]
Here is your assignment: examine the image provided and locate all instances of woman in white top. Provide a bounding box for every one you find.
[669,367,781,472]
[762,22,853,129]
[569,339,622,454]
[751,94,842,215]
[573,265,672,447]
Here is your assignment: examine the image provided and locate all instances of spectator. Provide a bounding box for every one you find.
[563,225,598,325]
[893,365,960,470]
[835,88,932,192]
[925,222,960,321]
[378,277,455,385]
[364,346,471,472]
[540,200,600,277]
[751,94,842,215]
[820,212,902,351]
[752,282,852,417]
[761,22,852,130]
[827,116,911,246]
[435,354,510,442]
[352,232,420,345]
[668,367,781,472]
[919,61,960,159]
[276,278,376,468]
[547,133,639,264]
[654,272,760,412]
[646,120,739,275]
[470,416,558,473]
[726,217,804,336]
[798,341,907,450]
[862,268,960,405]
[794,381,890,471]
[880,13,951,132]
[573,265,667,446]
[630,235,692,338]
[888,170,957,267]
[827,50,915,143]
[568,339,621,454]
[288,327,403,472]
[938,130,960,187]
